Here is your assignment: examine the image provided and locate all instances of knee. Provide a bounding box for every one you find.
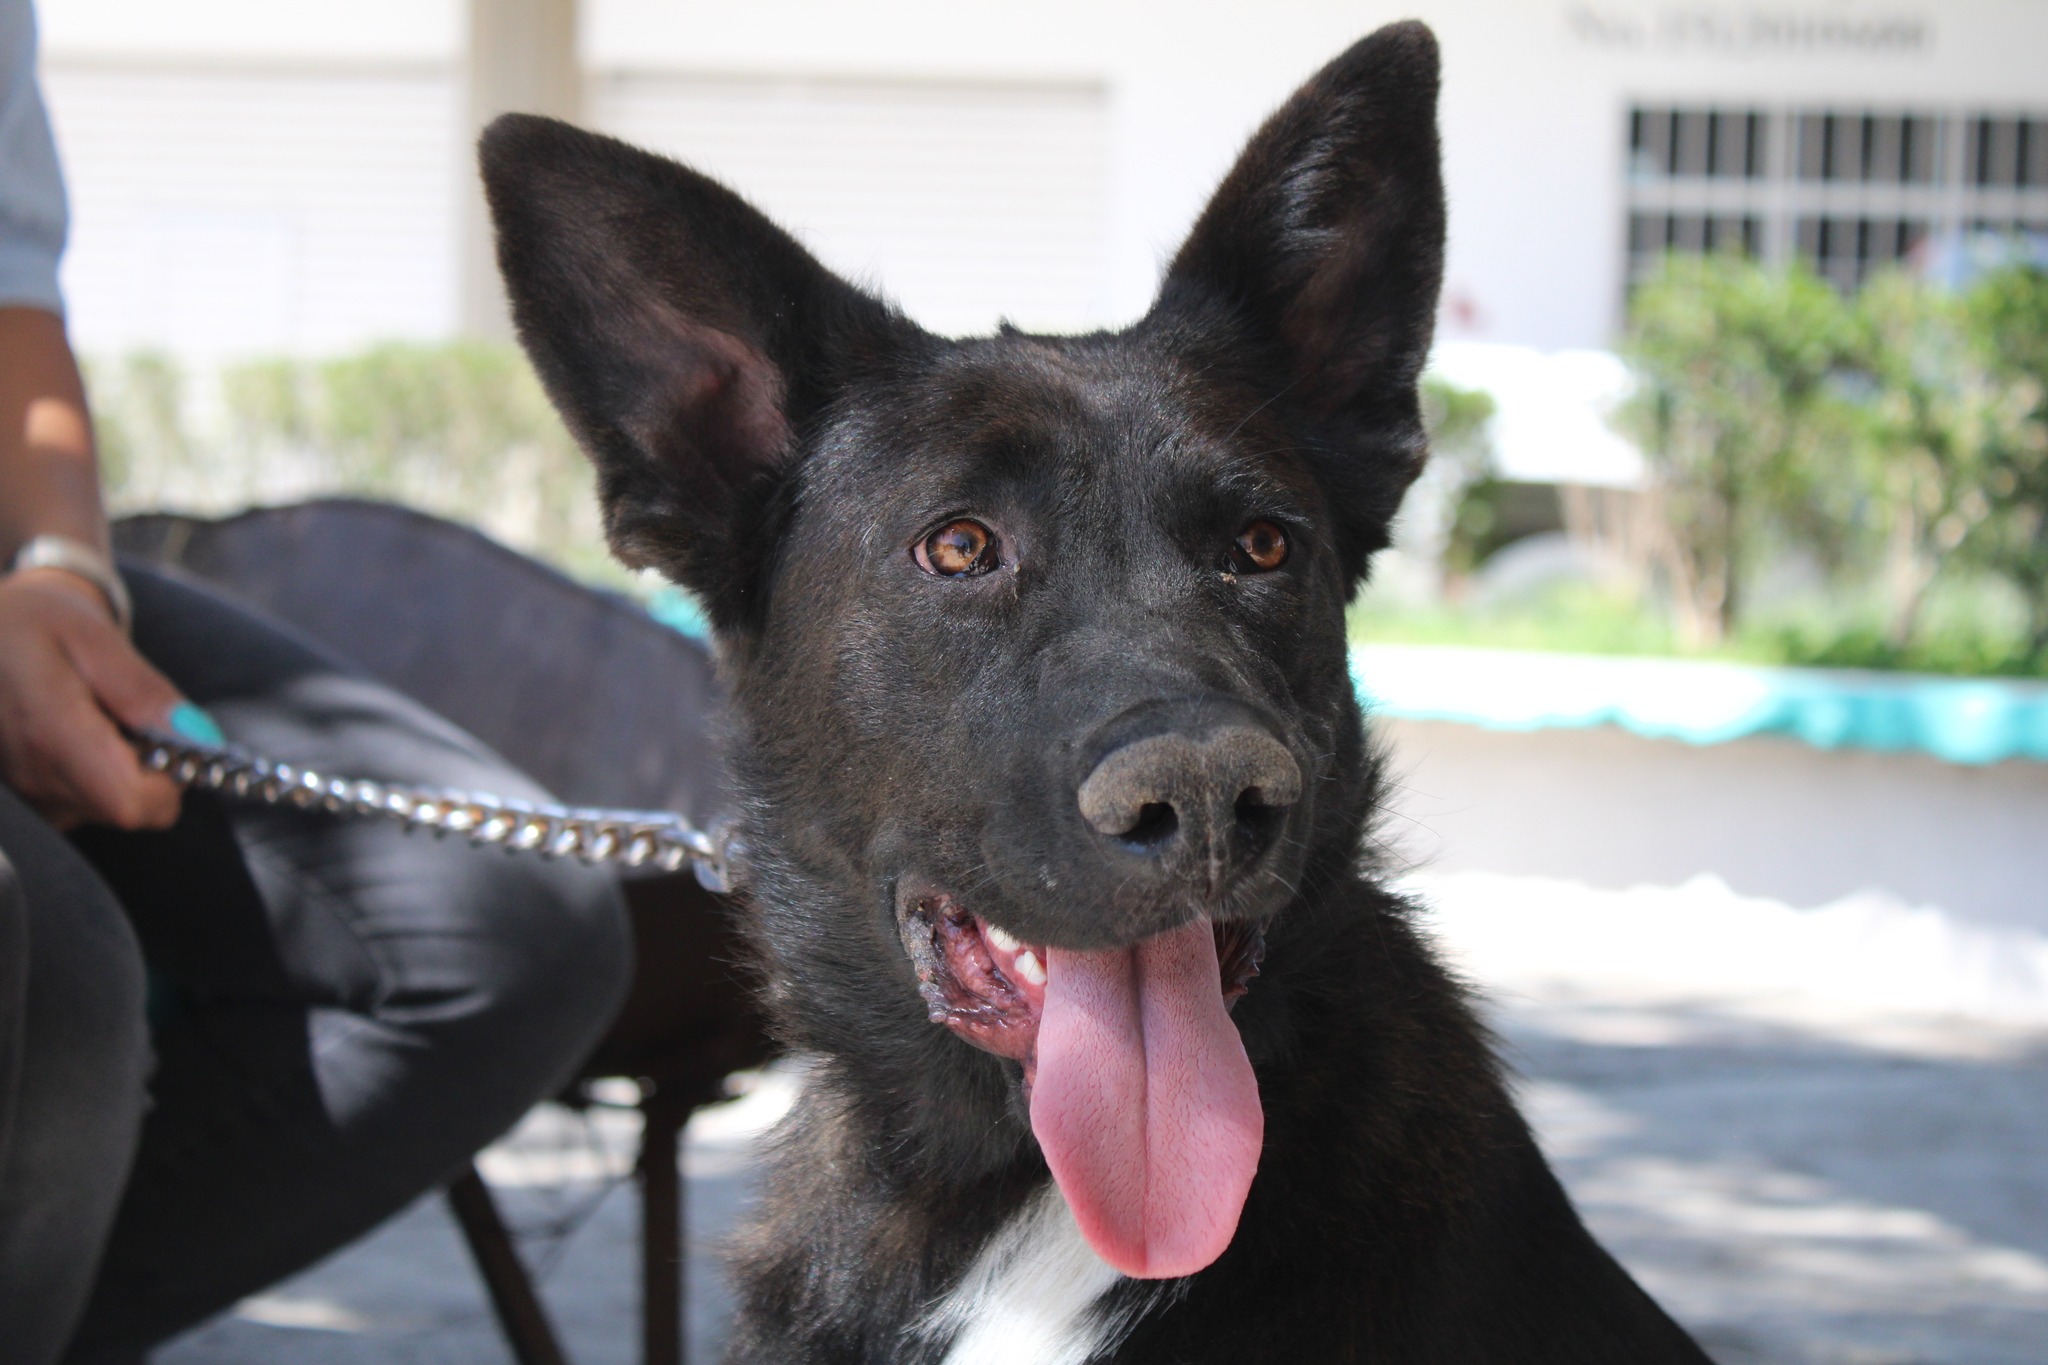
[444,852,633,1079]
[522,861,634,1042]
[0,823,151,1111]
[0,834,150,1201]
[267,819,633,1129]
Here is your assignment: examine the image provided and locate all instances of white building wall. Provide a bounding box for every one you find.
[582,0,2048,346]
[39,0,466,358]
[1380,717,2048,933]
[32,0,2048,357]
[45,61,461,357]
[36,0,461,64]
[588,71,1112,336]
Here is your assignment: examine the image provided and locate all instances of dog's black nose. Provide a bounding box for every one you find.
[1078,725,1301,889]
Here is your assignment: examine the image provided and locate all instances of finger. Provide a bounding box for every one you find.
[0,581,184,829]
[24,781,99,834]
[39,687,183,831]
[58,612,186,735]
[2,646,182,830]
[91,721,183,829]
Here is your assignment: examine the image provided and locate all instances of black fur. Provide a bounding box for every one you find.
[484,21,1711,1362]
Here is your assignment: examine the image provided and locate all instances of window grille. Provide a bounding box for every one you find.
[1625,105,2048,293]
[1968,117,2048,189]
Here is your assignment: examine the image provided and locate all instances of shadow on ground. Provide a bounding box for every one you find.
[1501,1000,2048,1365]
[155,1085,775,1365]
[156,1007,2048,1365]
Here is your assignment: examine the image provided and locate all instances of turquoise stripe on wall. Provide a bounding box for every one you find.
[1351,644,2048,767]
[646,595,2048,767]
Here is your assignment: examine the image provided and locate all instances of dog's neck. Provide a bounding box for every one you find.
[919,1183,1171,1365]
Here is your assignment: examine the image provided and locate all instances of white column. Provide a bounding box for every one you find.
[460,0,582,337]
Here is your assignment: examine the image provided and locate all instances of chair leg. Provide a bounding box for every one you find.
[638,1095,693,1365]
[447,1165,573,1365]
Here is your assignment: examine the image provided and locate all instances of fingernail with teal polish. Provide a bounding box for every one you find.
[167,702,225,745]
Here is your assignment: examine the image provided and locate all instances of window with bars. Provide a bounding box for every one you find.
[1968,116,2048,190]
[1629,109,1768,180]
[1625,105,2048,294]
[1629,211,1761,256]
[1794,217,1931,287]
[1794,113,1941,185]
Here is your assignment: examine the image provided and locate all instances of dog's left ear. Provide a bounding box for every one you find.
[1152,21,1445,581]
[480,114,910,627]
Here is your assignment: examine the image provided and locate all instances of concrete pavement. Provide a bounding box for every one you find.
[157,876,2048,1365]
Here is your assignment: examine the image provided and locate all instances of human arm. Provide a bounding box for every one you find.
[0,0,184,827]
[0,305,184,829]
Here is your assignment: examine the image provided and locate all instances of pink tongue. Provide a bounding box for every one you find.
[1030,920,1263,1279]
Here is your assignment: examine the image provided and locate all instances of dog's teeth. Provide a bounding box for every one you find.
[985,924,1021,953]
[1013,950,1047,987]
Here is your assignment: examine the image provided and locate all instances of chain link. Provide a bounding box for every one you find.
[129,728,738,894]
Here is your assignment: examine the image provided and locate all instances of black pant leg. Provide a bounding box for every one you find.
[62,566,631,1361]
[0,784,150,1365]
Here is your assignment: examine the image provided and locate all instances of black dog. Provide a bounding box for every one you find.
[483,21,1709,1363]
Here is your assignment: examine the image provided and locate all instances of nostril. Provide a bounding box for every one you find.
[1238,783,1285,812]
[1121,801,1180,850]
[1234,789,1283,856]
[1235,787,1280,820]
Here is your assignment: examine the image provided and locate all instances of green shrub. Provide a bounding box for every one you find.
[1844,269,2041,650]
[1961,264,2048,657]
[1602,253,2048,674]
[1618,252,1852,647]
[84,351,199,507]
[1414,375,1499,588]
[94,339,620,587]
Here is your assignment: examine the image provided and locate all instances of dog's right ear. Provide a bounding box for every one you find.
[480,114,906,626]
[1151,22,1444,584]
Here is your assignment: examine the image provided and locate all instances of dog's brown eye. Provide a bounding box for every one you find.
[1230,521,1288,574]
[916,519,999,577]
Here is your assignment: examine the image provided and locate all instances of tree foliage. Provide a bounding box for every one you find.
[1618,252,2048,666]
[92,340,610,581]
[1959,265,2048,655]
[1845,270,2042,647]
[1418,375,1501,585]
[1618,252,1850,645]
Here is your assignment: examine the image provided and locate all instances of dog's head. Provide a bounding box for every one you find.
[485,21,1442,1281]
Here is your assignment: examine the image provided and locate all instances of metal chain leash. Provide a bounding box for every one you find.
[129,727,739,894]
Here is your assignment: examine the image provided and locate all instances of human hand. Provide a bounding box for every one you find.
[0,567,185,829]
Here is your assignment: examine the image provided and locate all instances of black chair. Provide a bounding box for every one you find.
[115,499,774,1365]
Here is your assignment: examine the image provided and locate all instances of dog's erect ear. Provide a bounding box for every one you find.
[480,114,907,624]
[1153,21,1444,580]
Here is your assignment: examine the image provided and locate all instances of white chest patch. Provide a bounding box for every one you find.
[921,1183,1147,1365]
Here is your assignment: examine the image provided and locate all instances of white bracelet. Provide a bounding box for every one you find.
[9,534,133,634]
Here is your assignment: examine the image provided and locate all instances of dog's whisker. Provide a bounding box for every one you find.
[1222,375,1308,443]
